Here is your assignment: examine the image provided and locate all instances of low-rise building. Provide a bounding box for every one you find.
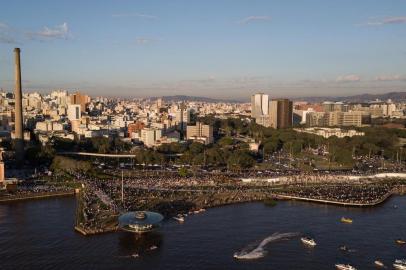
[294,127,365,138]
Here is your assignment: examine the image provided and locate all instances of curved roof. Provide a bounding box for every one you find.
[118,211,164,227]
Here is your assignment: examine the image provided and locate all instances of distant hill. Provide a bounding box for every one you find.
[297,92,406,103]
[148,92,406,104]
[152,95,244,103]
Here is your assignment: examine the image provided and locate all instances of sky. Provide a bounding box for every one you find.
[0,0,406,101]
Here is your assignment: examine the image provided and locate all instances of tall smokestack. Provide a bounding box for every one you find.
[14,48,24,164]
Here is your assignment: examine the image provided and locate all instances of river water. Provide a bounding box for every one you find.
[0,196,405,270]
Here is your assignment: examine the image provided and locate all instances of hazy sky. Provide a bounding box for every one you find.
[0,0,406,100]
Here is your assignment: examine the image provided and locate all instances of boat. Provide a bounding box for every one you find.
[394,259,406,270]
[335,264,357,270]
[149,245,158,250]
[301,237,317,247]
[396,239,406,245]
[374,260,384,267]
[131,253,140,258]
[339,245,348,252]
[173,216,185,223]
[341,217,353,224]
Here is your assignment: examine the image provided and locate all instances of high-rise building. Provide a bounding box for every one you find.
[251,93,269,118]
[269,99,293,129]
[322,101,335,112]
[67,104,81,121]
[70,92,90,112]
[67,104,81,133]
[141,128,162,147]
[174,104,190,136]
[186,122,214,144]
[156,98,163,108]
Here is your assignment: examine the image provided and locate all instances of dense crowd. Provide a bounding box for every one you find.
[279,183,396,204]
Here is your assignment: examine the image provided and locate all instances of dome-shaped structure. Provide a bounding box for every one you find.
[118,211,164,233]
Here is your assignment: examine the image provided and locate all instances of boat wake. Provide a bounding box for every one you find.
[233,232,299,260]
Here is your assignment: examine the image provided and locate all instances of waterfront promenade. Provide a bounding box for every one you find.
[0,190,75,203]
[274,190,394,207]
[72,171,406,235]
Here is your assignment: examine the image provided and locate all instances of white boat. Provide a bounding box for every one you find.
[131,253,139,258]
[394,259,406,270]
[173,216,185,223]
[374,260,384,267]
[335,263,357,270]
[301,237,316,247]
[149,245,158,250]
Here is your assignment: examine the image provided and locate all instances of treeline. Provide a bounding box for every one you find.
[25,137,133,166]
[199,116,406,166]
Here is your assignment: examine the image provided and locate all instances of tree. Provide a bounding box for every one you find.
[218,136,233,147]
[189,142,205,155]
[91,137,110,153]
[50,156,92,176]
[227,151,255,170]
[263,140,279,156]
[178,167,190,177]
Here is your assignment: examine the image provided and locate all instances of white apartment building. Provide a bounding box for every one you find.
[141,128,162,147]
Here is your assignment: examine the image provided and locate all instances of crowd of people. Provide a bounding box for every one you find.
[279,183,397,204]
[79,173,273,219]
[0,181,73,198]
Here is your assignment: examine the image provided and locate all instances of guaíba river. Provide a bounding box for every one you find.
[0,195,405,270]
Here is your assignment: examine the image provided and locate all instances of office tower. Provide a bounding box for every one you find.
[13,48,24,163]
[70,92,90,112]
[251,93,269,118]
[269,99,293,129]
[177,103,189,140]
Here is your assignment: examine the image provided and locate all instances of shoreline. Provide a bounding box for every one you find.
[273,192,394,207]
[241,172,406,183]
[74,192,405,236]
[0,190,75,203]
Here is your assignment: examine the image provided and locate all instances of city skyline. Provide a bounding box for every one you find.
[2,2,406,270]
[0,0,406,99]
